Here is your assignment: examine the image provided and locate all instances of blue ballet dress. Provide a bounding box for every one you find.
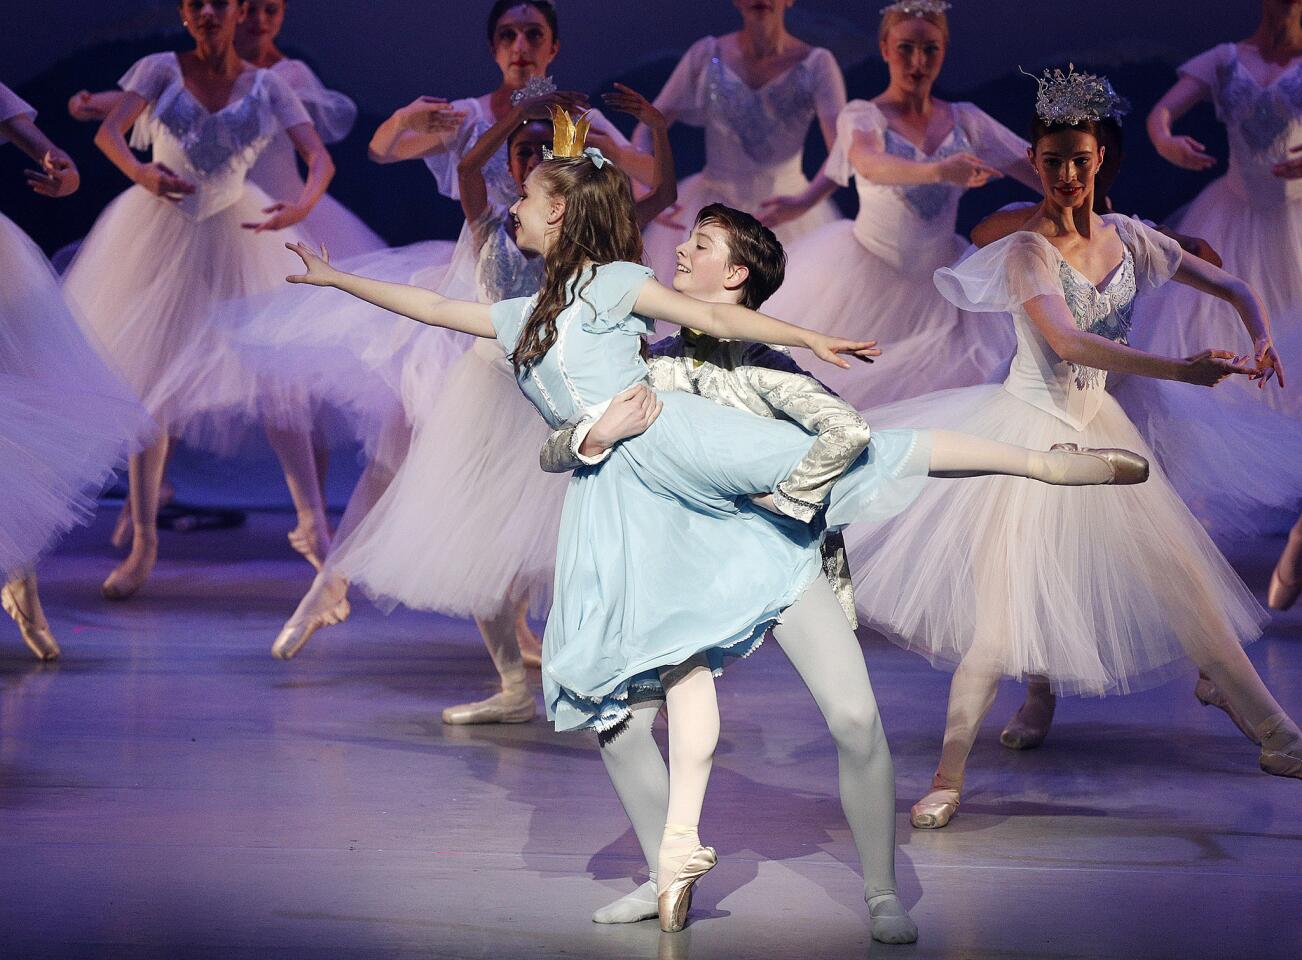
[491,261,931,733]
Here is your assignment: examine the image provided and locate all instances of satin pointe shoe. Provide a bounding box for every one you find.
[1257,714,1302,781]
[911,786,960,829]
[101,541,157,601]
[1267,558,1300,612]
[442,686,537,725]
[657,846,717,933]
[287,523,331,573]
[1194,674,1260,744]
[2,575,60,661]
[271,594,350,660]
[1049,442,1149,485]
[1000,689,1056,750]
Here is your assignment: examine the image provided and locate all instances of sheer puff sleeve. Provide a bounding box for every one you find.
[118,52,178,105]
[273,59,357,143]
[824,100,885,187]
[582,262,657,335]
[934,231,1063,313]
[0,82,36,145]
[652,36,714,128]
[1177,43,1231,92]
[263,69,313,132]
[808,48,847,135]
[1108,214,1183,295]
[955,102,1031,177]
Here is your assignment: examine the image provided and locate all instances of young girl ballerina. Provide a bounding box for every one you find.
[0,82,152,656]
[61,0,338,599]
[841,67,1300,833]
[282,105,1148,930]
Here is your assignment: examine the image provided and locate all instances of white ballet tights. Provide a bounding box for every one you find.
[657,654,718,894]
[597,580,916,941]
[927,429,1112,484]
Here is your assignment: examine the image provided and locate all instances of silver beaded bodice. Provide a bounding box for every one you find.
[1216,54,1302,154]
[1058,248,1137,390]
[882,124,973,221]
[703,48,821,165]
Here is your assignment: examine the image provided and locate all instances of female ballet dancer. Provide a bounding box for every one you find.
[0,82,152,656]
[841,68,1300,834]
[71,0,385,259]
[1141,1,1302,609]
[762,0,1042,408]
[634,0,847,283]
[537,204,917,943]
[282,107,1147,930]
[61,0,336,599]
[273,89,675,735]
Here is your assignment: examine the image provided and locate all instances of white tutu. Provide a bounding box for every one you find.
[846,384,1266,696]
[329,340,567,618]
[765,221,1014,407]
[0,214,152,575]
[62,184,325,452]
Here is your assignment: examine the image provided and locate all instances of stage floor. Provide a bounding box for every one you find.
[2,511,1299,959]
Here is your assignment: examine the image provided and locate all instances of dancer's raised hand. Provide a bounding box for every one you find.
[285,241,339,286]
[601,83,662,130]
[1250,339,1286,390]
[24,149,79,197]
[396,96,468,134]
[1181,349,1258,386]
[135,162,194,201]
[807,334,881,368]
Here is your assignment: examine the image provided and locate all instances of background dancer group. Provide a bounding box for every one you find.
[2,0,1300,947]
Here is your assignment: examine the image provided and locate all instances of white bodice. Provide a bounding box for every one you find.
[247,59,357,203]
[652,36,844,197]
[827,100,1030,272]
[935,216,1183,430]
[1181,43,1302,206]
[121,53,311,221]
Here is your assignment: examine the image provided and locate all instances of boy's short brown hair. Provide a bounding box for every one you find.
[693,203,786,310]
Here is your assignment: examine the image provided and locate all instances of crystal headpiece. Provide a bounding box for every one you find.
[542,104,595,161]
[510,75,557,107]
[1023,64,1130,126]
[879,0,951,16]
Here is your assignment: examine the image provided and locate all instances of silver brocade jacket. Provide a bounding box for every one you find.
[538,334,868,627]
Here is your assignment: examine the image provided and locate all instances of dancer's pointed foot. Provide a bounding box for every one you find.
[101,537,157,600]
[516,613,542,669]
[911,784,960,829]
[272,575,349,660]
[1194,674,1260,744]
[287,519,331,572]
[1038,443,1149,485]
[656,845,716,933]
[441,685,536,724]
[1000,682,1056,750]
[1257,714,1302,780]
[867,893,918,944]
[593,878,659,924]
[2,574,60,660]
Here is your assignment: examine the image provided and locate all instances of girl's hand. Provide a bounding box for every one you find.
[1272,145,1302,180]
[397,96,468,134]
[134,162,195,201]
[1250,339,1286,389]
[67,89,108,122]
[587,383,663,451]
[758,193,812,228]
[285,241,340,286]
[25,149,79,198]
[1181,349,1257,386]
[654,200,687,230]
[936,153,1001,188]
[601,83,663,129]
[243,201,307,232]
[1155,133,1216,171]
[806,334,881,369]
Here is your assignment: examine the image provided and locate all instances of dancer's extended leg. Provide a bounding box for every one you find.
[266,425,331,571]
[102,435,168,600]
[927,429,1138,485]
[443,587,535,725]
[2,569,60,660]
[772,578,917,943]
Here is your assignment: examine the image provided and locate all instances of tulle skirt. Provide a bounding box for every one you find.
[0,214,152,575]
[61,184,323,452]
[845,384,1266,697]
[640,168,842,286]
[1133,183,1302,419]
[329,340,567,618]
[295,191,385,261]
[764,221,1015,408]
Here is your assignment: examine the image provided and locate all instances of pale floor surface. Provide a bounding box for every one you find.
[2,512,1300,960]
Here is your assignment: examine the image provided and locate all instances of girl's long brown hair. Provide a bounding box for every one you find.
[510,157,644,373]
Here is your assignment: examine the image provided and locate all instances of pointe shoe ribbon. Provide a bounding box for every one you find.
[271,595,350,660]
[657,845,717,933]
[1049,442,1149,485]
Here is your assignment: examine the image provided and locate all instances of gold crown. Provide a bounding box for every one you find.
[545,104,592,159]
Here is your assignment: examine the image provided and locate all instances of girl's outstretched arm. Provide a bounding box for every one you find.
[631,277,879,369]
[285,242,494,338]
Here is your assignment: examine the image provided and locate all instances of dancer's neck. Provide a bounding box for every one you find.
[1250,8,1302,61]
[739,17,790,60]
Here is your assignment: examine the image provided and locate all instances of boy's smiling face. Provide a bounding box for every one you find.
[672,221,748,305]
